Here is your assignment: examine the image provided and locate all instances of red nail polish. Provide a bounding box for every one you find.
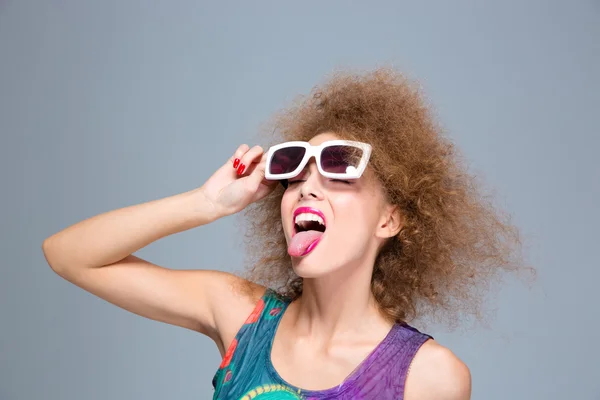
[237,164,246,175]
[233,158,240,169]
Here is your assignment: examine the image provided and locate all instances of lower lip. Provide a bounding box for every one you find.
[301,236,323,256]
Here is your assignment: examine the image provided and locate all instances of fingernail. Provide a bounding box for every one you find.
[237,164,246,175]
[233,158,240,169]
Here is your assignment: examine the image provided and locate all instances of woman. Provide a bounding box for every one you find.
[42,68,523,399]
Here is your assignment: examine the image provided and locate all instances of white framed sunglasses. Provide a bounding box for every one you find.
[265,140,372,182]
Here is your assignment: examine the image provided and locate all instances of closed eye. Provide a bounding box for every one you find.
[287,179,352,186]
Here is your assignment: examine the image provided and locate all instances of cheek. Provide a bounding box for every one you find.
[332,196,381,237]
[333,198,372,232]
[280,192,295,238]
[280,191,295,215]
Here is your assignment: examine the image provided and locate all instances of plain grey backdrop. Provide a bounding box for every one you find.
[1,1,599,399]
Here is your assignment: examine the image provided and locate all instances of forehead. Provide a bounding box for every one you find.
[308,132,340,146]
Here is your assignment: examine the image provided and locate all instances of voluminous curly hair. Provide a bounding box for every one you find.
[239,67,529,328]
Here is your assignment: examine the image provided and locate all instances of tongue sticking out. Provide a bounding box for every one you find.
[288,230,324,257]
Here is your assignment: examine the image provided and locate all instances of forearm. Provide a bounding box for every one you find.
[42,188,216,271]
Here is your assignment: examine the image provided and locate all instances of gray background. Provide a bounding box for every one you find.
[1,1,599,399]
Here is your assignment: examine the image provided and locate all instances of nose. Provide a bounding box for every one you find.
[299,162,324,200]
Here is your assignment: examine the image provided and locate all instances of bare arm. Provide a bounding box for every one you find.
[43,188,211,272]
[42,144,274,353]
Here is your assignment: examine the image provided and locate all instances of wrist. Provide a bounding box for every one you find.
[189,187,225,225]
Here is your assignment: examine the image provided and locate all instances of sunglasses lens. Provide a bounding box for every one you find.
[320,145,364,174]
[269,146,307,175]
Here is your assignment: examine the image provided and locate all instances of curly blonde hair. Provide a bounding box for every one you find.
[239,67,530,327]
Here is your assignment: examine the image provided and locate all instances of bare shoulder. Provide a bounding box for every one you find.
[404,339,472,400]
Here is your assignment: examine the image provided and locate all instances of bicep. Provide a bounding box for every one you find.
[54,255,261,346]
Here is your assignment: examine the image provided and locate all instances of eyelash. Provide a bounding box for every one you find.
[287,179,352,186]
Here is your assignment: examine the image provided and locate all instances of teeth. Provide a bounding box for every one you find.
[294,213,325,226]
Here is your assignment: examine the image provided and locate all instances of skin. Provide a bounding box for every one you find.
[42,132,471,399]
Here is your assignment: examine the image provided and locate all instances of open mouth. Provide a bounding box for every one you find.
[294,213,326,235]
[289,207,327,257]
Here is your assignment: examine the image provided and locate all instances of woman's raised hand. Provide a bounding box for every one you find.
[200,144,278,219]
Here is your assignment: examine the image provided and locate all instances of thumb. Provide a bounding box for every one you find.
[246,153,274,189]
[247,153,267,182]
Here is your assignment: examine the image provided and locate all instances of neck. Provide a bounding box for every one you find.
[289,258,390,342]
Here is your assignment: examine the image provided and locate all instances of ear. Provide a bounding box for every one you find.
[375,205,404,239]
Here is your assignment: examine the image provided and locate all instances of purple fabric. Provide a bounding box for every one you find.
[212,289,432,399]
[272,324,432,399]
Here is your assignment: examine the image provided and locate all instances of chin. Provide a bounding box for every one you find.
[290,251,344,279]
[291,262,332,279]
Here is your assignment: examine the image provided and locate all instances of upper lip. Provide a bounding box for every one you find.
[292,207,327,235]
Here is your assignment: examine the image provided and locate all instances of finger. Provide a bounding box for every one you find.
[229,144,251,168]
[242,151,267,174]
[246,153,276,188]
[236,145,264,176]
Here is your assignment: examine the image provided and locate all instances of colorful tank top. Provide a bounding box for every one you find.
[212,289,432,399]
